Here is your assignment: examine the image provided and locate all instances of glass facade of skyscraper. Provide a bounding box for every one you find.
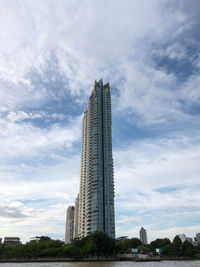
[76,80,115,239]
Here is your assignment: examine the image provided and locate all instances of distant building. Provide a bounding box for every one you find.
[116,236,128,243]
[65,206,75,244]
[178,234,193,244]
[4,237,21,247]
[186,237,193,244]
[73,194,79,239]
[178,234,186,243]
[139,227,147,245]
[30,236,41,243]
[195,233,200,244]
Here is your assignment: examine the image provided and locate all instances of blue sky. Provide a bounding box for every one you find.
[0,0,200,243]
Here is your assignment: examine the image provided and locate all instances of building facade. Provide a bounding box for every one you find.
[30,236,41,243]
[178,233,193,244]
[77,80,115,238]
[4,237,21,247]
[139,227,148,245]
[195,233,200,244]
[73,194,79,239]
[65,206,75,244]
[77,110,88,238]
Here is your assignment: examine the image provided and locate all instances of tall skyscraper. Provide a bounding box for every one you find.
[139,227,148,245]
[65,206,75,244]
[77,80,115,238]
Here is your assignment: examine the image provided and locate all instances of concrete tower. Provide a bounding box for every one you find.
[85,80,115,238]
[139,227,148,245]
[65,206,75,244]
[78,109,88,238]
[73,194,79,239]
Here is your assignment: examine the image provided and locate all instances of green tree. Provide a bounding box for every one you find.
[167,235,182,255]
[173,236,182,248]
[181,241,195,257]
[129,238,142,248]
[66,244,83,259]
[117,238,141,252]
[89,231,115,256]
[39,236,51,242]
[150,238,171,250]
[138,245,150,254]
[83,239,97,256]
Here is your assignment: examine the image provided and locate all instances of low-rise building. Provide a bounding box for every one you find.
[116,236,128,243]
[29,236,41,243]
[4,237,21,246]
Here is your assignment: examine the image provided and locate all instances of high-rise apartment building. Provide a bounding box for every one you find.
[77,110,88,239]
[65,206,75,244]
[77,80,115,238]
[73,194,79,238]
[139,227,148,245]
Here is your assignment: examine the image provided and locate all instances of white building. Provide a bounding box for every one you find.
[178,234,193,244]
[195,233,200,244]
[139,227,147,245]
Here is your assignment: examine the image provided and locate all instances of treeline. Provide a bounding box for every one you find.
[118,235,200,257]
[0,232,200,259]
[0,232,115,259]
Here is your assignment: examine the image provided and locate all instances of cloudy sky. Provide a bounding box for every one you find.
[0,0,200,243]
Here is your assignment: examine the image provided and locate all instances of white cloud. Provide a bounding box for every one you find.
[0,154,80,243]
[0,0,199,123]
[114,132,200,240]
[0,114,82,158]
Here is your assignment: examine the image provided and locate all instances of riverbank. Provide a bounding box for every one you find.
[0,256,198,263]
[0,257,115,263]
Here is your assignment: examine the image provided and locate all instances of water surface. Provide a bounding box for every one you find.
[0,261,200,267]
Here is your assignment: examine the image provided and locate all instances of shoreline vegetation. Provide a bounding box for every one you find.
[0,232,200,262]
[0,257,199,263]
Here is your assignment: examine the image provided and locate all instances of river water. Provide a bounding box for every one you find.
[0,261,200,267]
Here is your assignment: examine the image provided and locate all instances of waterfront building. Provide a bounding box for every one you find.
[4,237,21,247]
[77,80,115,238]
[139,227,148,245]
[65,206,75,244]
